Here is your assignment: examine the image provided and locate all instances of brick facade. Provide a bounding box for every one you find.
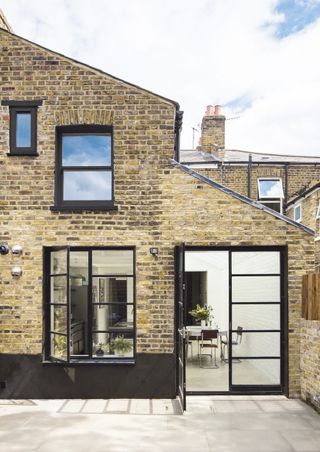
[0,24,317,400]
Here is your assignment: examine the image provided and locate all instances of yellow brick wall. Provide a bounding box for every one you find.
[0,29,316,399]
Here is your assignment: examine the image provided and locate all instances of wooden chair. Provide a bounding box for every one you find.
[199,329,219,368]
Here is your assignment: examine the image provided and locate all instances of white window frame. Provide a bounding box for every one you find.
[316,203,320,220]
[294,203,302,223]
[257,178,284,214]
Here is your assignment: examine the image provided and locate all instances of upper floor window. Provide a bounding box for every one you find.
[1,100,42,156]
[54,125,114,210]
[316,204,320,220]
[294,203,302,222]
[257,178,284,213]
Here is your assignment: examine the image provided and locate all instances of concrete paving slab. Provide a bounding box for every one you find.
[0,397,319,452]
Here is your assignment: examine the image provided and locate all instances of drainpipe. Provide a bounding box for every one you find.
[284,164,288,206]
[248,154,252,198]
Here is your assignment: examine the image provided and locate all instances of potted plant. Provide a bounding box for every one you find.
[95,342,105,356]
[111,335,132,357]
[189,304,213,327]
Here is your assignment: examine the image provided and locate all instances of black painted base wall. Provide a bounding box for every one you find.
[0,353,176,399]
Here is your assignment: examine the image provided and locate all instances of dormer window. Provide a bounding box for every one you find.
[257,178,284,213]
[53,125,114,211]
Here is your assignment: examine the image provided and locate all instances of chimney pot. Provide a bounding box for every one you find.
[205,105,214,116]
[214,105,222,115]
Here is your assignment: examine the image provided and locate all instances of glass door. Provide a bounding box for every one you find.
[176,244,186,411]
[230,250,283,391]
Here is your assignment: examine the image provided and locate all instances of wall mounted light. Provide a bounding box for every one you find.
[11,266,23,277]
[0,243,10,256]
[150,247,159,257]
[12,245,23,256]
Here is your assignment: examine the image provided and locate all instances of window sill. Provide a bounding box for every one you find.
[50,205,118,212]
[7,152,39,157]
[42,358,135,366]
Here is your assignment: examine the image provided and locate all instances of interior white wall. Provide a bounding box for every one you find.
[185,251,229,330]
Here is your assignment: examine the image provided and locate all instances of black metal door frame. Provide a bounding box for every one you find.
[175,244,186,411]
[178,245,288,397]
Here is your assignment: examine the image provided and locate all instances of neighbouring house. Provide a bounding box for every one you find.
[0,10,319,411]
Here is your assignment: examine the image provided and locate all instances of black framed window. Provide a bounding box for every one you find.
[1,100,42,155]
[44,247,135,364]
[54,125,114,210]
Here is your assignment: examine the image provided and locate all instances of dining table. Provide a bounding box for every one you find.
[185,325,227,360]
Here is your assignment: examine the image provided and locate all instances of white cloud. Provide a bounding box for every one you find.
[1,0,320,155]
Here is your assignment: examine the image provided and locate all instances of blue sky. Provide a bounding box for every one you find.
[1,0,320,155]
[275,0,320,37]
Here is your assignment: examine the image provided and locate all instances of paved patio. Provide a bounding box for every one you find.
[0,396,319,451]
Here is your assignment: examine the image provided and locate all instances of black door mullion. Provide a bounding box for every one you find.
[88,249,93,359]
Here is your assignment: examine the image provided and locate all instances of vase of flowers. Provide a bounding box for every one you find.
[189,304,213,326]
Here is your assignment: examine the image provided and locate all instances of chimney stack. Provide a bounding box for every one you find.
[200,104,225,155]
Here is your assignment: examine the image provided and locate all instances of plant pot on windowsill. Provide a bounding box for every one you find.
[112,335,132,358]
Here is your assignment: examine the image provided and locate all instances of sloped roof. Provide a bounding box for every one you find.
[170,159,314,235]
[180,148,320,164]
[287,182,320,208]
[0,27,179,109]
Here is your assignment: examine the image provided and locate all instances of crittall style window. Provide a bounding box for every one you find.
[44,247,135,363]
[1,100,42,155]
[257,178,284,213]
[54,125,114,210]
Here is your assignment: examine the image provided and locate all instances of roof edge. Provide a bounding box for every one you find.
[287,182,320,207]
[170,159,315,236]
[0,27,180,110]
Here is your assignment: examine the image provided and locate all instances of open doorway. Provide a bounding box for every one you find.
[185,251,229,392]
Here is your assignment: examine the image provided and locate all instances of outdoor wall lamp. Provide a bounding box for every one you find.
[0,243,10,256]
[150,247,159,257]
[12,245,23,256]
[11,266,23,277]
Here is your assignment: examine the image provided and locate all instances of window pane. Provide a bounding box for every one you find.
[93,304,134,330]
[260,201,281,213]
[232,359,280,385]
[232,252,280,274]
[92,332,134,358]
[50,333,67,360]
[70,252,89,355]
[50,276,67,303]
[50,305,67,333]
[63,171,112,201]
[16,113,31,147]
[62,135,111,166]
[92,277,134,303]
[50,249,67,274]
[232,276,280,302]
[294,205,301,221]
[232,304,280,330]
[258,179,284,198]
[92,250,134,275]
[232,332,280,357]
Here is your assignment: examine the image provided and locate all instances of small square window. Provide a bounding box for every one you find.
[294,204,302,222]
[10,106,37,155]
